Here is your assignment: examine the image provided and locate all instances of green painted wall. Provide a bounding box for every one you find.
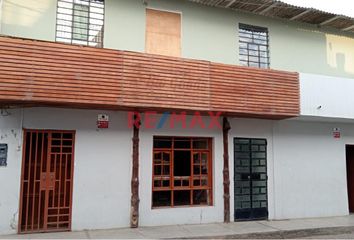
[104,0,145,52]
[1,0,354,78]
[1,0,56,41]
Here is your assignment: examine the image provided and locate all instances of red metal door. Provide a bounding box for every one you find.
[19,130,75,233]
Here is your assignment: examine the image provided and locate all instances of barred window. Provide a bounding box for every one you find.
[239,24,269,68]
[152,137,213,208]
[56,0,104,47]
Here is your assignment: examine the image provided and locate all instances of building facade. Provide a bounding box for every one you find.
[0,0,354,235]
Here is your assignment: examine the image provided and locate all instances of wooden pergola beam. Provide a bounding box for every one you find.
[253,2,271,13]
[259,2,278,15]
[130,114,141,228]
[342,25,354,31]
[225,0,237,8]
[223,117,231,223]
[290,9,312,20]
[319,16,342,26]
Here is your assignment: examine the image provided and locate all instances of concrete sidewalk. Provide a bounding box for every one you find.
[2,215,354,239]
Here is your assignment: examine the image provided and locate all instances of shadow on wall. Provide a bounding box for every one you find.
[326,34,354,77]
[270,19,354,79]
[293,26,354,78]
[336,53,346,73]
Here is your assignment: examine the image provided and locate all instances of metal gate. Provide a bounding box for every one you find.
[19,130,75,233]
[234,138,268,221]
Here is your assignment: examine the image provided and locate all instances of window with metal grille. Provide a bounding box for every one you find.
[239,24,269,68]
[56,0,104,47]
[152,137,213,207]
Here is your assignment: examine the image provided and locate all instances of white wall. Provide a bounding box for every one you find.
[1,107,353,235]
[272,120,349,219]
[0,108,133,235]
[300,73,354,119]
[0,109,23,235]
[228,118,275,220]
[139,114,224,226]
[229,118,351,220]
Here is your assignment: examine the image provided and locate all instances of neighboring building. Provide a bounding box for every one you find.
[0,0,354,235]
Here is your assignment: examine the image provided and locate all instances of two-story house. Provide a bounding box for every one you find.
[0,0,354,235]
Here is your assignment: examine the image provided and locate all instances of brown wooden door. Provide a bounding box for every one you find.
[19,130,75,233]
[347,146,354,213]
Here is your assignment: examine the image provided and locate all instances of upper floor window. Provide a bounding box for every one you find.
[145,9,181,57]
[239,24,269,68]
[56,0,105,48]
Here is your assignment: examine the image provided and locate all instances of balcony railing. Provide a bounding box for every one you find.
[0,36,299,119]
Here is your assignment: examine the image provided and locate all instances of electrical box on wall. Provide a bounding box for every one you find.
[0,144,8,167]
[333,128,341,139]
[97,114,109,129]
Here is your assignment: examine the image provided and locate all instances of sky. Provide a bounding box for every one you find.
[282,0,354,18]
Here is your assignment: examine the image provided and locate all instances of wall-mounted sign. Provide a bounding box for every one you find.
[97,114,109,129]
[333,128,341,139]
[0,144,8,167]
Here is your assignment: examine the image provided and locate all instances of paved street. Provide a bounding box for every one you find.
[2,215,354,239]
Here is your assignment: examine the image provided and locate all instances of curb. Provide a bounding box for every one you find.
[183,226,354,239]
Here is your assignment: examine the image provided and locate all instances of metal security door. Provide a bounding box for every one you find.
[19,130,75,233]
[234,138,268,221]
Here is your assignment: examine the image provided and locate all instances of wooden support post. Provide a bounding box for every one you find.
[223,117,231,223]
[130,114,141,228]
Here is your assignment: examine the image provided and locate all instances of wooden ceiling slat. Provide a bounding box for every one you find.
[189,0,354,33]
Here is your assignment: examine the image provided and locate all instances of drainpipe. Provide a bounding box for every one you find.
[223,117,231,223]
[130,114,141,228]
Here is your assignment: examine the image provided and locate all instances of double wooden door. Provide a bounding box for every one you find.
[19,130,75,233]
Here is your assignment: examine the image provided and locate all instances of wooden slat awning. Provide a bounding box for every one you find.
[0,36,300,119]
[188,0,354,33]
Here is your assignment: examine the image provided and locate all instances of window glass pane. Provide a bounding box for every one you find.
[193,177,200,186]
[153,152,162,164]
[201,153,208,165]
[239,24,269,69]
[249,62,260,67]
[193,165,201,175]
[154,138,172,148]
[249,50,259,56]
[193,190,208,205]
[162,165,170,175]
[248,44,258,50]
[201,165,207,174]
[154,165,161,175]
[193,139,208,149]
[249,56,259,62]
[173,190,191,206]
[201,177,208,186]
[73,5,89,41]
[193,153,200,164]
[152,137,212,207]
[174,151,191,176]
[153,191,171,207]
[239,42,248,49]
[239,55,248,61]
[56,0,104,47]
[174,138,191,149]
[162,152,170,163]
